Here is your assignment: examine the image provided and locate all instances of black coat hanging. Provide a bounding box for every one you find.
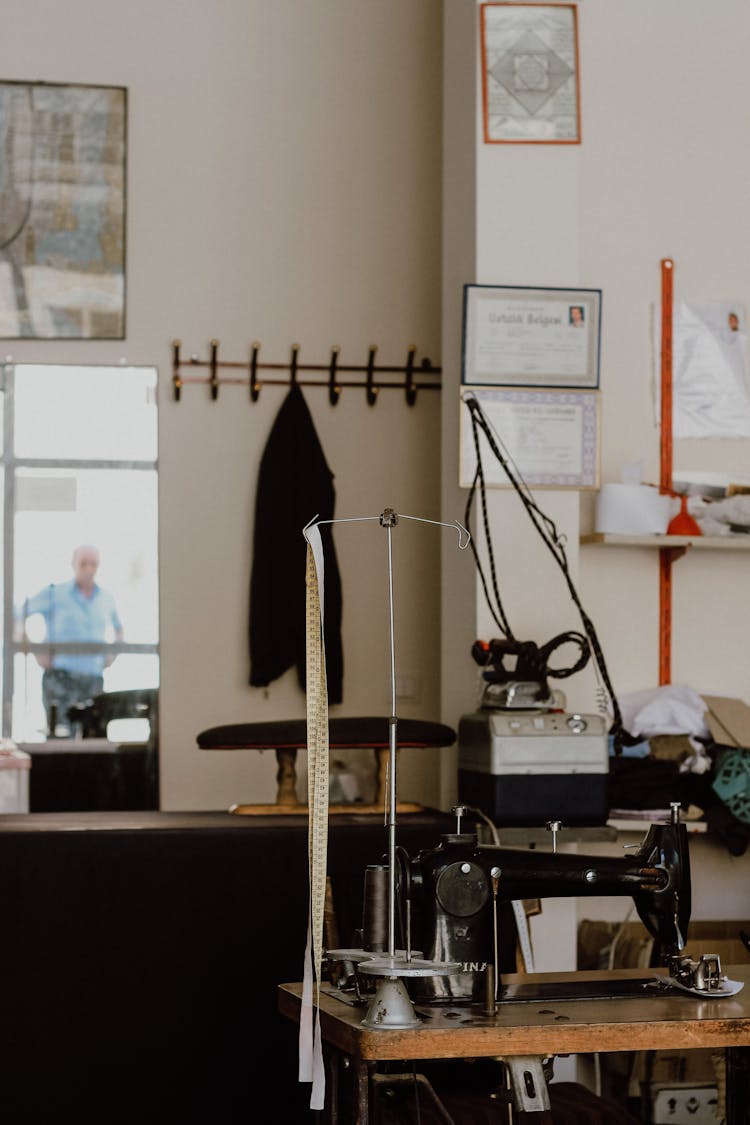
[248,384,343,703]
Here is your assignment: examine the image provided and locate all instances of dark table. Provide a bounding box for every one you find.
[20,737,158,812]
[0,808,452,1124]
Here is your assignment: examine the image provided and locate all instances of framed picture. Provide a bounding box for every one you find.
[462,284,601,390]
[480,3,581,144]
[0,80,127,339]
[460,386,600,489]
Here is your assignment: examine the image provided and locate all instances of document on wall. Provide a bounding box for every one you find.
[653,301,750,438]
[459,386,600,489]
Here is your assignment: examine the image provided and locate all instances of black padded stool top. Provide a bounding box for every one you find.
[197,717,455,751]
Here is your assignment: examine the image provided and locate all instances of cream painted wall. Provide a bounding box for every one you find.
[578,0,750,701]
[0,1,446,810]
[5,0,750,815]
[442,0,750,785]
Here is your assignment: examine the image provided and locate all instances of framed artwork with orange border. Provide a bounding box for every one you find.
[480,3,581,144]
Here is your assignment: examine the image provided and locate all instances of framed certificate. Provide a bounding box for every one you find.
[462,284,601,389]
[460,386,600,489]
[480,3,581,144]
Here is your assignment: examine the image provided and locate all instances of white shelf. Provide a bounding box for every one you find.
[607,817,707,834]
[581,532,750,551]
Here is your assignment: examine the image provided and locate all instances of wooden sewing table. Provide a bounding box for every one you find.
[278,966,750,1123]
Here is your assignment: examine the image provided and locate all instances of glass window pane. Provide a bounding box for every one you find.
[102,653,159,694]
[12,654,47,742]
[12,653,158,743]
[6,362,159,770]
[14,364,157,461]
[0,463,4,637]
[15,468,159,645]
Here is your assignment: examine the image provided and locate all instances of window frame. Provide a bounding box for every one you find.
[1,361,160,739]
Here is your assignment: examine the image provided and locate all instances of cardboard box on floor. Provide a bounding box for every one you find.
[578,919,750,977]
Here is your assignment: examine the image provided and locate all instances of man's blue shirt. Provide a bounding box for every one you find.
[22,580,123,676]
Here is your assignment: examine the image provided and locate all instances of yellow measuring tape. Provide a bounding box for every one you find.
[299,534,329,1109]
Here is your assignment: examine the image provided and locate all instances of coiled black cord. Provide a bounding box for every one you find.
[463,394,636,753]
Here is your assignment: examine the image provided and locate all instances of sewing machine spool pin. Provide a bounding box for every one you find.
[453,803,467,834]
[491,865,501,1001]
[546,819,563,854]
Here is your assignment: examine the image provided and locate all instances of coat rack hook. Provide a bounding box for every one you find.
[290,343,300,387]
[328,346,341,406]
[172,339,183,402]
[209,339,220,400]
[404,344,417,406]
[365,345,379,406]
[249,341,261,402]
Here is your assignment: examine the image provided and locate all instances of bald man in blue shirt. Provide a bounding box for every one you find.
[21,544,124,735]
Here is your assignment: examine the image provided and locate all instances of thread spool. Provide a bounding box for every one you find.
[361,864,389,952]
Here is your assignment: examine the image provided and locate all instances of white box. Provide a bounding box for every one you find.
[0,742,31,813]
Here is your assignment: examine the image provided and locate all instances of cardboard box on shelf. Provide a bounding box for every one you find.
[634,1043,721,1089]
[702,695,750,748]
[578,918,750,976]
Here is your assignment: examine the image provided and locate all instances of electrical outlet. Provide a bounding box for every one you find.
[651,1083,719,1124]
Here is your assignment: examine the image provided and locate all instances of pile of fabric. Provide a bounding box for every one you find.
[608,684,750,856]
[686,492,750,536]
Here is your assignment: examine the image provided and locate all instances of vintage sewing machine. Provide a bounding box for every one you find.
[325,801,733,1013]
[310,802,750,1121]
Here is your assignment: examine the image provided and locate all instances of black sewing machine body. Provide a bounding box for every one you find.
[366,817,691,1004]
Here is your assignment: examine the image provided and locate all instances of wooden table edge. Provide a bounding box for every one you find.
[278,968,750,1061]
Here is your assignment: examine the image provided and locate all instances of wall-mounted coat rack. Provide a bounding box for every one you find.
[171,340,441,407]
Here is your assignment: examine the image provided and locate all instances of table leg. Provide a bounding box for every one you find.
[316,1043,338,1124]
[372,747,422,812]
[373,747,389,807]
[371,1070,457,1123]
[725,1046,750,1125]
[354,1059,370,1125]
[275,747,298,806]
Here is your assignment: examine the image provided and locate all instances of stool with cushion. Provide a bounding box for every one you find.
[196,716,455,814]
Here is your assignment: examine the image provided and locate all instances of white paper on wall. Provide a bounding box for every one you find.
[653,301,750,438]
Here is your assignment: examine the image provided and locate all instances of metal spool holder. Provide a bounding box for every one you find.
[354,509,464,1029]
